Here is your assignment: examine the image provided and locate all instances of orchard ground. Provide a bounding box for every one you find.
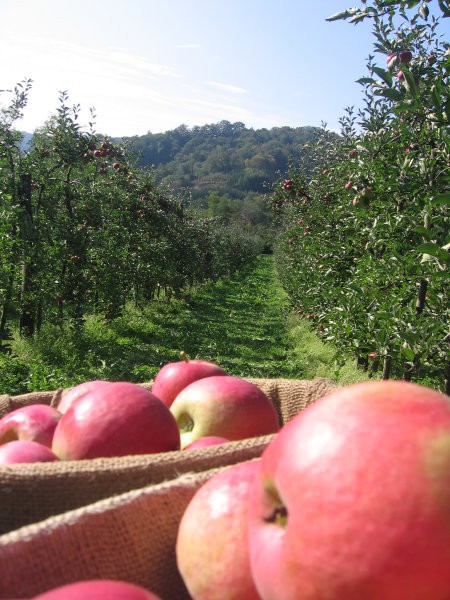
[0,255,370,395]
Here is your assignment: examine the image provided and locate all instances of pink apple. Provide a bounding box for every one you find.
[177,459,261,599]
[32,579,161,599]
[248,381,450,600]
[184,435,230,450]
[0,440,59,465]
[0,404,61,448]
[151,353,228,408]
[52,381,180,460]
[170,376,279,449]
[57,380,112,414]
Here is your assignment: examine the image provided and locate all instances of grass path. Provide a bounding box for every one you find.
[3,255,367,394]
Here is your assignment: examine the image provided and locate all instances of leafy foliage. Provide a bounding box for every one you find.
[0,87,262,351]
[273,2,449,392]
[125,121,321,199]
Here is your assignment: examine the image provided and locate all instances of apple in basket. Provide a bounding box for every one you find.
[151,352,228,408]
[0,440,59,465]
[177,459,261,599]
[0,404,62,448]
[57,379,112,413]
[184,435,230,450]
[170,375,279,449]
[52,381,180,460]
[32,579,161,599]
[248,380,450,600]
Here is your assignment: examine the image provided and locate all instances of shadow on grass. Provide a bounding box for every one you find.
[5,256,309,392]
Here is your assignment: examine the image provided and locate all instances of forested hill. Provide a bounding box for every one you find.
[123,121,321,203]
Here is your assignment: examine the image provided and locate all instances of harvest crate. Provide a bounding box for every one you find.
[0,377,336,599]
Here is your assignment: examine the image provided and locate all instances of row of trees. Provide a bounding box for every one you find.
[0,85,262,345]
[272,0,449,392]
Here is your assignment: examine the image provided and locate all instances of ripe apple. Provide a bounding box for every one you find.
[32,579,161,599]
[398,50,412,63]
[177,459,261,599]
[0,440,59,465]
[248,380,450,600]
[57,380,112,414]
[184,435,230,450]
[52,381,180,460]
[0,404,62,448]
[151,352,228,408]
[170,375,279,449]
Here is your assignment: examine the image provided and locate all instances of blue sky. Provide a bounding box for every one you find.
[0,1,447,136]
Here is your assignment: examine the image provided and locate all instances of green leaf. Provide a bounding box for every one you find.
[372,66,393,86]
[417,243,450,264]
[419,2,430,18]
[413,225,433,240]
[326,8,360,22]
[380,88,403,101]
[356,77,376,85]
[401,346,415,361]
[431,192,450,206]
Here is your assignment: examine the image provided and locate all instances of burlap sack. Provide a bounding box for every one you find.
[0,377,338,599]
[0,378,337,535]
[0,465,232,599]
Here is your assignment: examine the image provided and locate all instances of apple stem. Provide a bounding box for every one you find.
[264,506,288,527]
[180,351,189,362]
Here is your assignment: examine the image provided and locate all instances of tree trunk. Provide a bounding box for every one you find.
[0,273,13,342]
[382,356,392,380]
[18,173,36,337]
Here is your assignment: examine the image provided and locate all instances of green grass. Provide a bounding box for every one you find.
[0,255,369,395]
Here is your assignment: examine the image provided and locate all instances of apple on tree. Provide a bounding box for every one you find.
[151,352,228,408]
[0,404,61,448]
[170,375,279,449]
[248,380,450,600]
[52,381,180,460]
[32,579,161,599]
[0,440,59,465]
[177,459,261,599]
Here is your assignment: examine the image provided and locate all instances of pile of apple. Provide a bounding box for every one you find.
[176,380,450,600]
[0,354,280,464]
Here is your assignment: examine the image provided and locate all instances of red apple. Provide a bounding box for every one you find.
[0,404,61,448]
[177,459,261,599]
[398,50,412,63]
[151,352,228,408]
[32,579,161,599]
[170,375,279,449]
[57,380,112,414]
[52,381,180,460]
[0,440,59,465]
[248,381,450,600]
[184,435,230,450]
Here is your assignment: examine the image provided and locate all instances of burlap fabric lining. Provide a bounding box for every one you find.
[0,377,337,599]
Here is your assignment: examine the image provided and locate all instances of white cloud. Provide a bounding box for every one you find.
[207,81,248,95]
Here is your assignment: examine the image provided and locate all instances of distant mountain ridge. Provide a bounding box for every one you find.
[123,120,321,202]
